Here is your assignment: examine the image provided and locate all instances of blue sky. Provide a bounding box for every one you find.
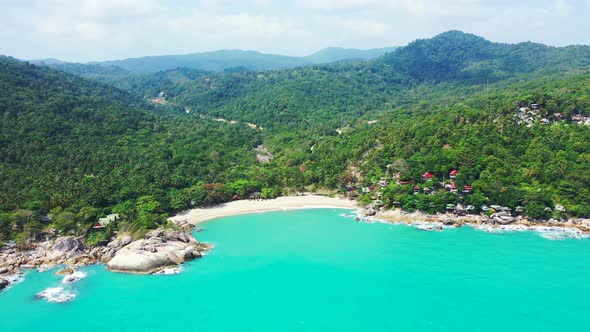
[1,0,589,62]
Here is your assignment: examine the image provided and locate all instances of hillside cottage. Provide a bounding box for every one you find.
[93,213,120,229]
[422,172,435,180]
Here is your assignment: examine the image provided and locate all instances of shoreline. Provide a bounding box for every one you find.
[1,195,355,290]
[3,195,589,291]
[366,208,590,238]
[169,194,358,225]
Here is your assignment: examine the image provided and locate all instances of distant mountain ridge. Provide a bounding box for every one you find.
[304,47,398,63]
[29,46,398,74]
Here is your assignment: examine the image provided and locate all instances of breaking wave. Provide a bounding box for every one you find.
[35,287,77,303]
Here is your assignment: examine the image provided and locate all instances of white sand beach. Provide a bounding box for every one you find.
[169,195,358,224]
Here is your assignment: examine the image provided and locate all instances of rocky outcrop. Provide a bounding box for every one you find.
[172,219,196,232]
[52,236,83,254]
[491,212,516,225]
[1,228,211,277]
[106,229,212,274]
[0,236,83,274]
[442,219,464,227]
[365,208,377,216]
[106,234,133,250]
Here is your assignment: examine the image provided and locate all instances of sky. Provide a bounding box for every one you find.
[0,0,589,62]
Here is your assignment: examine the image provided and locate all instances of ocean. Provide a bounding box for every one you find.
[1,209,589,331]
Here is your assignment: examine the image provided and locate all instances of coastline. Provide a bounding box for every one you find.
[1,194,355,290]
[3,194,589,291]
[169,194,358,225]
[367,208,590,238]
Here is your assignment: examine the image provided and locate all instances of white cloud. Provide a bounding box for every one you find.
[299,0,378,10]
[77,0,162,20]
[0,0,588,61]
[348,19,389,36]
[298,0,489,16]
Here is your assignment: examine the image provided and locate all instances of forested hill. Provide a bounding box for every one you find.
[0,57,266,245]
[137,31,590,133]
[380,30,590,82]
[113,31,590,219]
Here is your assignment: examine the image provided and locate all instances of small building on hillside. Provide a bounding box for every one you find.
[423,187,435,194]
[454,204,466,216]
[445,183,457,193]
[572,114,584,122]
[449,169,458,179]
[463,185,473,193]
[93,213,120,229]
[422,172,435,181]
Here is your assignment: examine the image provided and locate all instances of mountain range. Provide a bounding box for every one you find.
[30,46,399,74]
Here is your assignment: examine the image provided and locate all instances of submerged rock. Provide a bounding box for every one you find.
[55,267,76,276]
[0,278,9,291]
[106,229,211,274]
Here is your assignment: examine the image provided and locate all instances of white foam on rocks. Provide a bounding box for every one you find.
[61,271,87,284]
[35,287,76,303]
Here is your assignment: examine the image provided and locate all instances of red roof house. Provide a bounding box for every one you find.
[449,170,458,178]
[422,172,435,180]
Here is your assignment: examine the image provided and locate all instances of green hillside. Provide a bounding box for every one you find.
[129,31,590,217]
[0,57,264,244]
[1,31,590,246]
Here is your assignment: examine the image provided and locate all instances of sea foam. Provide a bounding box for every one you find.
[35,287,77,303]
[61,271,88,284]
[154,267,183,275]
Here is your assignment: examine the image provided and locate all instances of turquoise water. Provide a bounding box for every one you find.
[1,209,590,331]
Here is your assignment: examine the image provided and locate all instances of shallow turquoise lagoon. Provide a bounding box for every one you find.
[1,209,590,331]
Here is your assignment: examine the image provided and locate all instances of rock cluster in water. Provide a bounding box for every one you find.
[0,227,211,290]
[107,229,212,274]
